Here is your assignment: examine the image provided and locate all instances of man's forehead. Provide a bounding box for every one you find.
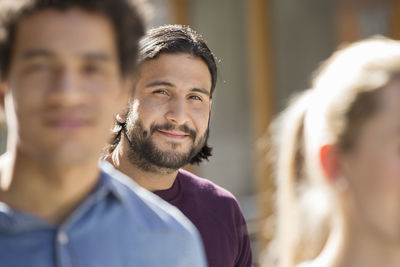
[12,8,117,57]
[137,54,212,83]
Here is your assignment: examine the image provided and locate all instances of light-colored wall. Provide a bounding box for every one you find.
[189,0,254,202]
[271,0,336,110]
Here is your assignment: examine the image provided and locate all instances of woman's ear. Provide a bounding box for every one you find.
[319,144,342,183]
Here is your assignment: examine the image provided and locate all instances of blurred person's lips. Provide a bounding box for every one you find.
[43,113,94,130]
[156,129,190,139]
[47,119,90,129]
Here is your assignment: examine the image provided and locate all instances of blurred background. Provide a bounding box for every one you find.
[1,0,400,265]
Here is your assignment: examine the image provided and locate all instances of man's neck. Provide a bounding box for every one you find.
[110,141,178,191]
[0,150,100,225]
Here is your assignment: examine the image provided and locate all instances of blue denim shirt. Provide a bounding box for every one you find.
[0,161,207,267]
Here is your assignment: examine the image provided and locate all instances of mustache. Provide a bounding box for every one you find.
[149,123,197,139]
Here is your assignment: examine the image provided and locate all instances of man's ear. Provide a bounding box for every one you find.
[319,144,342,183]
[115,111,127,124]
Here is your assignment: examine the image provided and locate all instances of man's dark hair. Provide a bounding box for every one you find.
[139,24,217,95]
[107,24,218,165]
[0,0,146,80]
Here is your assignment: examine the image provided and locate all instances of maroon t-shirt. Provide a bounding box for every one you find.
[154,169,253,267]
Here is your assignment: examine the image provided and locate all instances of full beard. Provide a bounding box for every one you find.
[124,119,207,174]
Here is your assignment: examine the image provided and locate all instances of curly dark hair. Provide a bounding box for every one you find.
[107,24,218,165]
[0,0,146,80]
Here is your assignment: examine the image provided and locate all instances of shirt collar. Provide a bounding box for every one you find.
[98,160,147,204]
[0,163,125,232]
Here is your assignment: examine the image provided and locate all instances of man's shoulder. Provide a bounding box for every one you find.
[177,169,238,204]
[100,161,197,231]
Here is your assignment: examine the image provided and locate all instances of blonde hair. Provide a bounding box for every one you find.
[272,37,400,267]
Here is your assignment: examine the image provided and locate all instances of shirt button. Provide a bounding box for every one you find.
[57,231,69,245]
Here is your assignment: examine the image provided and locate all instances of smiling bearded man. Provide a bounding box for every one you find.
[105,24,253,267]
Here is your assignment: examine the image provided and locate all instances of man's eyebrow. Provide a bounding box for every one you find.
[21,49,55,59]
[145,81,175,88]
[144,80,211,97]
[21,50,113,62]
[190,87,210,97]
[81,52,113,62]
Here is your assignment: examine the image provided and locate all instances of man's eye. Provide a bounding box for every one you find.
[27,63,51,73]
[153,89,169,95]
[22,62,55,76]
[189,95,202,101]
[83,64,102,74]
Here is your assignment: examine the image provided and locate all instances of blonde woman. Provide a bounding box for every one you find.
[271,37,400,267]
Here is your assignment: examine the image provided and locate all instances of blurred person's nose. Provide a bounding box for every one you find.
[49,67,84,107]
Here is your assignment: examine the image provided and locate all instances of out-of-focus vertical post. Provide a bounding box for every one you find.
[245,0,276,259]
[170,0,188,25]
[390,0,400,39]
[335,0,360,44]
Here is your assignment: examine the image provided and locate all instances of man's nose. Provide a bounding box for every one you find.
[165,97,188,125]
[47,68,84,107]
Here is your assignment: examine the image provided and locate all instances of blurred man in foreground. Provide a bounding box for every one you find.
[0,1,206,266]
